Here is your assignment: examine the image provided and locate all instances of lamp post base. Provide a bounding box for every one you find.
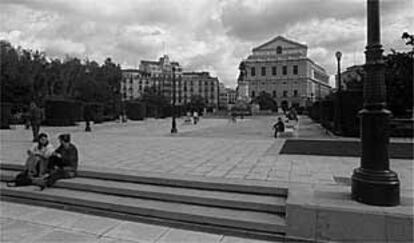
[171,118,177,134]
[351,167,400,206]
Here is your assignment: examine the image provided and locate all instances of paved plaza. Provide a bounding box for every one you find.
[1,116,412,189]
[1,115,413,242]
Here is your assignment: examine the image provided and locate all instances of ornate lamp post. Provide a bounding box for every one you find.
[334,51,342,134]
[171,66,178,133]
[351,0,400,206]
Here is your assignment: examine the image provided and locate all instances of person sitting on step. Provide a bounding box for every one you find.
[7,133,54,187]
[33,133,78,189]
[26,132,55,179]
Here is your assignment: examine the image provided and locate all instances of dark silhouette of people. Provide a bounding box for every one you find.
[33,133,78,190]
[273,117,285,138]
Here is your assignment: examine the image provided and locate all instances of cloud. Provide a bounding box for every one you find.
[0,0,412,88]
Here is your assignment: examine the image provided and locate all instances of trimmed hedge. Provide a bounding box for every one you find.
[84,102,104,123]
[126,101,146,120]
[1,102,12,129]
[45,99,82,126]
[339,91,363,137]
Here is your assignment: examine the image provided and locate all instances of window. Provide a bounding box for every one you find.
[261,67,266,76]
[276,46,282,54]
[251,67,256,76]
[283,66,287,75]
[294,90,298,97]
[293,65,298,75]
[272,91,276,97]
[272,66,277,75]
[251,91,256,97]
[283,91,288,97]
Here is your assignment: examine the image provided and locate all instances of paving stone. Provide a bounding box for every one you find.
[30,229,100,243]
[0,220,52,242]
[1,200,46,219]
[19,207,83,227]
[64,214,122,235]
[103,221,169,242]
[157,229,221,243]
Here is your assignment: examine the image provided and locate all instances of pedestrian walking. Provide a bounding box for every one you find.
[193,111,199,124]
[29,102,43,142]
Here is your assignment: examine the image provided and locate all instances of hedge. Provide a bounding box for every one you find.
[1,102,12,129]
[126,101,146,120]
[84,102,104,123]
[45,99,82,126]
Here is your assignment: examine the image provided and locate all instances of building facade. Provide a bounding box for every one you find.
[121,55,182,103]
[336,65,364,92]
[182,72,219,109]
[121,55,219,109]
[237,36,331,108]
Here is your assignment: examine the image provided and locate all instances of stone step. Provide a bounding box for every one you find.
[0,163,288,196]
[0,170,285,214]
[0,183,286,236]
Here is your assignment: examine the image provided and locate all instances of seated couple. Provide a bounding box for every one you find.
[8,133,78,190]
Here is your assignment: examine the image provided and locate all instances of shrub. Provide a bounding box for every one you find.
[0,102,12,129]
[45,99,82,126]
[125,101,146,120]
[84,102,104,123]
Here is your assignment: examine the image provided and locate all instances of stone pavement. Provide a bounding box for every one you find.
[0,201,276,243]
[1,115,411,190]
[1,115,413,242]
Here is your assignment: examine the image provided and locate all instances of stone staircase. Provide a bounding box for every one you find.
[0,163,289,241]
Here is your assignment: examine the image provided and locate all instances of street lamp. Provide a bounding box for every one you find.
[335,51,342,92]
[351,0,400,206]
[171,66,178,133]
[334,51,342,134]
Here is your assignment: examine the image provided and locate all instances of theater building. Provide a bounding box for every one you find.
[238,36,331,108]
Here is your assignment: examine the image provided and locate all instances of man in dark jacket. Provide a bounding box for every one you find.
[273,117,285,138]
[34,133,78,189]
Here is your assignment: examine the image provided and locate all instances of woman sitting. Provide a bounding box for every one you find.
[26,132,55,179]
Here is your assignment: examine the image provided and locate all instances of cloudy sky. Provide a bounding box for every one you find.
[1,0,412,87]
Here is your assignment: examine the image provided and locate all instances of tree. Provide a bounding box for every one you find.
[384,32,414,117]
[252,91,278,111]
[188,95,205,113]
[139,86,169,117]
[0,40,123,119]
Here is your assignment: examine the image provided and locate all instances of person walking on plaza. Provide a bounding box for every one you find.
[29,102,43,142]
[273,117,285,138]
[193,111,199,124]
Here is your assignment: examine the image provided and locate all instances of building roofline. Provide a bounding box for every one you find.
[122,69,141,72]
[252,36,308,51]
[140,60,160,65]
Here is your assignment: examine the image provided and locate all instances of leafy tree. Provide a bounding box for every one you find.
[252,91,278,111]
[0,40,123,118]
[384,32,414,117]
[188,94,205,112]
[139,86,169,117]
